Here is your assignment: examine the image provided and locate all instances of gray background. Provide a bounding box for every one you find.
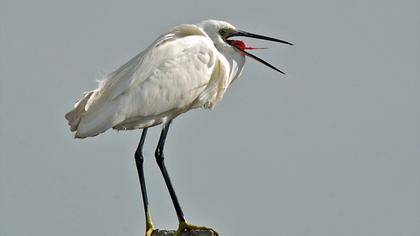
[1,0,419,235]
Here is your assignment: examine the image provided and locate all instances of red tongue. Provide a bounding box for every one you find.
[229,40,266,50]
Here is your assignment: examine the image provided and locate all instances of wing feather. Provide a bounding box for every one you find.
[66,24,224,138]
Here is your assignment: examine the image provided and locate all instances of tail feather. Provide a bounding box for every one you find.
[65,91,94,133]
[65,90,120,139]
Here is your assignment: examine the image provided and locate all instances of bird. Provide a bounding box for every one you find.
[65,19,292,236]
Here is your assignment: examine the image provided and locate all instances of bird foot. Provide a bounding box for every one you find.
[146,225,155,236]
[145,227,154,236]
[144,212,155,236]
[174,221,219,236]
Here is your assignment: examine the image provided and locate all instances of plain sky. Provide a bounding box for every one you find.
[1,0,419,235]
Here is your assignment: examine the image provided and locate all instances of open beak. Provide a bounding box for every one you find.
[226,30,293,74]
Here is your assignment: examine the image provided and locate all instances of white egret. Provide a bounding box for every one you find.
[65,19,292,236]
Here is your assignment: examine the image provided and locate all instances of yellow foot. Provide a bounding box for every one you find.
[174,221,219,236]
[145,222,154,236]
[145,227,154,236]
[145,210,154,236]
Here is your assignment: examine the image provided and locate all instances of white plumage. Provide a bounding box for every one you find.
[66,20,245,138]
[66,19,291,138]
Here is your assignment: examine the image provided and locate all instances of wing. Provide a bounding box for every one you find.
[66,24,225,138]
[111,34,219,128]
[85,24,208,109]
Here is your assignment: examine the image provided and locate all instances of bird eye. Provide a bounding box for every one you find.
[219,29,227,36]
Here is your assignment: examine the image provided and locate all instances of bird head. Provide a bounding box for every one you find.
[198,20,293,74]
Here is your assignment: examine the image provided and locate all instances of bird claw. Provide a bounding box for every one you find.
[145,227,154,236]
[144,211,155,236]
[174,221,219,236]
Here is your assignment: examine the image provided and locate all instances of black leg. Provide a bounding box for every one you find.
[155,120,186,223]
[134,128,154,232]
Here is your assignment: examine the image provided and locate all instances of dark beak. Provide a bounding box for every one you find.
[227,30,293,74]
